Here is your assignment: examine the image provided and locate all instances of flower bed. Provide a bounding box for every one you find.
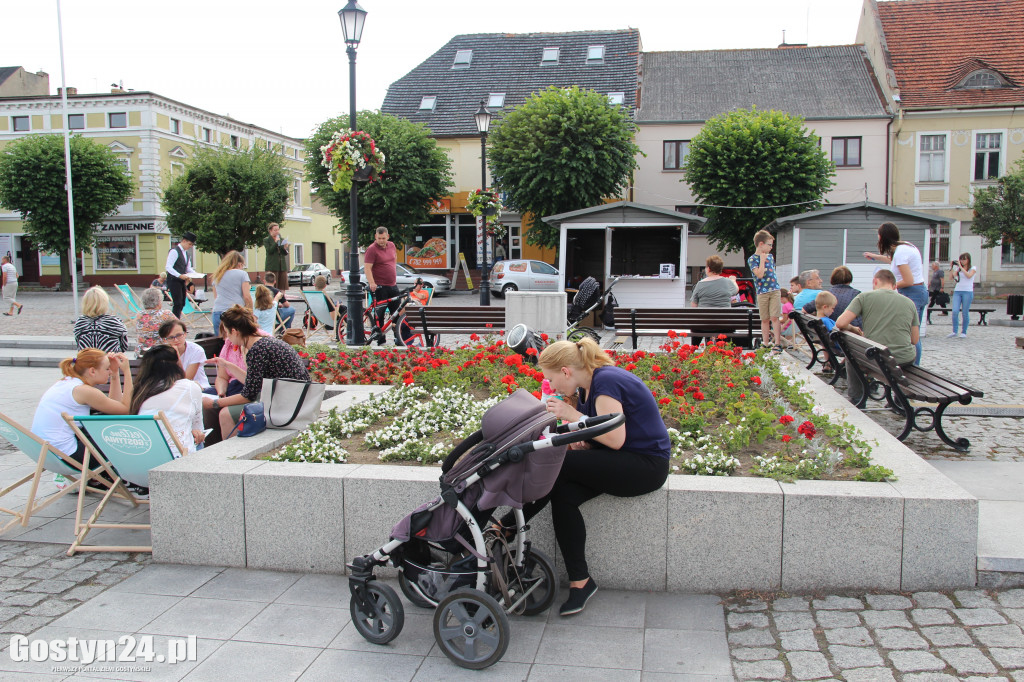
[277,336,889,481]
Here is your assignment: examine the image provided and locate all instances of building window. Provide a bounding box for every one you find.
[453,49,473,69]
[293,179,301,206]
[171,162,184,178]
[1002,240,1024,266]
[957,69,1008,89]
[487,93,505,108]
[831,137,861,167]
[663,140,690,170]
[68,114,85,130]
[293,243,304,264]
[419,96,437,110]
[203,127,212,143]
[541,47,559,64]
[974,132,1002,181]
[607,92,624,105]
[94,235,138,270]
[929,224,950,263]
[230,135,239,148]
[587,45,605,61]
[12,116,30,132]
[919,134,946,182]
[170,118,180,135]
[109,112,127,128]
[115,158,131,175]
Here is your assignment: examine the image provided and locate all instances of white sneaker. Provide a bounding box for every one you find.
[946,332,958,338]
[958,333,967,338]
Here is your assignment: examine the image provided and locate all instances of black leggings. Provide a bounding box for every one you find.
[511,447,669,582]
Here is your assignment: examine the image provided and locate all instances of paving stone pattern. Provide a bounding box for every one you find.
[725,589,1024,680]
[0,541,150,643]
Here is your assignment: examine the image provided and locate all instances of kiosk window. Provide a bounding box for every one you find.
[610,227,680,276]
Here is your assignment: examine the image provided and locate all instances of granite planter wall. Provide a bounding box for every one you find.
[149,357,978,592]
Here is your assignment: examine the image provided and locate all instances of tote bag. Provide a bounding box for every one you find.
[260,377,325,430]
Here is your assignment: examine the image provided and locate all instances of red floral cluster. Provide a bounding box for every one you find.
[797,421,817,440]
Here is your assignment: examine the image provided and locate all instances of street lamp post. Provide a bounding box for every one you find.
[475,100,493,306]
[339,0,367,345]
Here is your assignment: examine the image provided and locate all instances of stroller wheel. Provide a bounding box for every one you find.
[508,548,557,617]
[567,327,601,346]
[432,588,510,670]
[399,570,436,609]
[349,581,405,645]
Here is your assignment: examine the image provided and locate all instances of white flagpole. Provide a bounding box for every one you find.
[57,0,80,316]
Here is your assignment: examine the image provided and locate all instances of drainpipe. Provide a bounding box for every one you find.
[885,116,892,205]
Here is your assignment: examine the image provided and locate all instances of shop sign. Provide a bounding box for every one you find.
[427,198,450,215]
[407,235,449,269]
[99,221,169,234]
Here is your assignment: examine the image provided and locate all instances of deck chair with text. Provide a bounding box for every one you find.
[63,412,187,555]
[0,411,126,536]
[301,289,342,342]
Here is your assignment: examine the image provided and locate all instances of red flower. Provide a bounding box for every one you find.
[625,363,636,371]
[525,347,538,356]
[658,397,671,405]
[797,421,816,439]
[667,330,677,339]
[540,333,548,341]
[470,334,480,341]
[673,379,684,389]
[693,391,705,401]
[726,382,735,388]
[531,390,542,399]
[779,415,795,425]
[651,365,661,372]
[781,434,793,443]
[316,352,327,362]
[739,393,746,399]
[750,376,762,385]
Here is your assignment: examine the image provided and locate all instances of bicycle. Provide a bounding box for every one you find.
[343,289,439,348]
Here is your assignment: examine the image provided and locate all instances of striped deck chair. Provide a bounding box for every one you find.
[182,292,213,329]
[301,290,339,342]
[0,412,126,536]
[63,412,187,555]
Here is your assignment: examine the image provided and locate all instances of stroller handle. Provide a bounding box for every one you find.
[547,412,624,448]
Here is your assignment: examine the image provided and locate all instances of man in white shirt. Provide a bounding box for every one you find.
[165,231,197,319]
[1,255,23,316]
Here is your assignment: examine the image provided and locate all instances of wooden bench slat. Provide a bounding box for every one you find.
[613,307,760,349]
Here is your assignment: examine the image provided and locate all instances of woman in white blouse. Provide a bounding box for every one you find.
[863,222,928,365]
[131,345,204,456]
[157,319,211,392]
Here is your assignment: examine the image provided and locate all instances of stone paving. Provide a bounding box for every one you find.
[724,589,1024,681]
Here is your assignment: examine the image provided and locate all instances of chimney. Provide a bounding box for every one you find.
[57,86,78,96]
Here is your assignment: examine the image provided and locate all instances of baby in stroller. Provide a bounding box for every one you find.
[347,388,623,669]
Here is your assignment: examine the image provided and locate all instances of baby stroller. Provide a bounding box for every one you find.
[566,276,620,345]
[347,388,623,669]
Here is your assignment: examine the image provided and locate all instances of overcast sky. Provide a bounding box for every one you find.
[7,0,865,139]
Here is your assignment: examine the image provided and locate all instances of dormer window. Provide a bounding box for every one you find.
[607,92,624,105]
[487,93,505,108]
[957,69,1010,89]
[453,50,473,69]
[587,45,605,62]
[541,47,559,64]
[419,96,437,111]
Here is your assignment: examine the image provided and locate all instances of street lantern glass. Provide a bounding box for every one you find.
[338,0,367,46]
[475,101,492,134]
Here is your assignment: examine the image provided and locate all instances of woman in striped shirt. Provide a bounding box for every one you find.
[73,286,129,353]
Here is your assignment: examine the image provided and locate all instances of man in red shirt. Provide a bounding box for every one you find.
[363,226,402,345]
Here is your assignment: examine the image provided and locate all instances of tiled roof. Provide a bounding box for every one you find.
[637,46,889,122]
[381,30,640,137]
[877,0,1024,108]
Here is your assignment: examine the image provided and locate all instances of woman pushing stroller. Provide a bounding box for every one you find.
[502,337,670,615]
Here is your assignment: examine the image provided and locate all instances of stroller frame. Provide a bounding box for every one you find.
[347,409,623,670]
[566,276,620,345]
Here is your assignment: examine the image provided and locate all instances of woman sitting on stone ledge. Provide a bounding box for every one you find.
[501,337,670,616]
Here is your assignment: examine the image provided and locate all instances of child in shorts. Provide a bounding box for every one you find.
[747,230,781,350]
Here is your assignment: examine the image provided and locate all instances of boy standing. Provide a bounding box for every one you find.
[747,230,781,350]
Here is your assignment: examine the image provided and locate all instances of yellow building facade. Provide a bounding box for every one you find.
[0,89,339,288]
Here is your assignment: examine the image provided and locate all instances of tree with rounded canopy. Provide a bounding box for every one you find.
[162,143,291,256]
[0,134,134,290]
[304,111,453,247]
[488,85,641,250]
[971,158,1024,252]
[684,107,835,259]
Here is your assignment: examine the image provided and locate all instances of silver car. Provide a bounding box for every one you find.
[289,263,331,287]
[357,263,451,294]
[489,259,559,296]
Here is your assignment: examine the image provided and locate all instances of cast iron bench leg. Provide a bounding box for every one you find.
[932,402,972,452]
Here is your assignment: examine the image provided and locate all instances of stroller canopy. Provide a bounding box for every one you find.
[568,277,601,323]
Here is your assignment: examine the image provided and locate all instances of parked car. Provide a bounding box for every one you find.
[289,263,331,287]
[358,263,451,294]
[489,259,559,296]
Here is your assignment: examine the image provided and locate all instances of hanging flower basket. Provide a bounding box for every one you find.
[320,130,385,192]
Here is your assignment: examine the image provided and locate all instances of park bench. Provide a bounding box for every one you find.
[612,307,760,350]
[788,311,845,385]
[405,306,506,339]
[925,306,995,325]
[831,329,983,452]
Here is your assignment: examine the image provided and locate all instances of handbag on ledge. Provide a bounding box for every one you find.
[260,377,325,430]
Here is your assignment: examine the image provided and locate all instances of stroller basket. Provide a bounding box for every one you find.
[401,554,476,604]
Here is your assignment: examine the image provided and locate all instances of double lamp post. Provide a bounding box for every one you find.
[475,100,493,306]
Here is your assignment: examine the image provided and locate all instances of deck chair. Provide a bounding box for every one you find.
[182,292,213,329]
[112,284,145,324]
[0,411,126,536]
[301,290,339,342]
[63,412,187,555]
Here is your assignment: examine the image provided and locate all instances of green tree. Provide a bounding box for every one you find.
[162,143,291,256]
[972,158,1024,250]
[488,86,641,250]
[304,111,453,247]
[0,134,133,290]
[684,107,835,258]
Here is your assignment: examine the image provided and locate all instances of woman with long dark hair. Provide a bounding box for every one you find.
[863,222,928,364]
[949,252,977,338]
[131,345,204,456]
